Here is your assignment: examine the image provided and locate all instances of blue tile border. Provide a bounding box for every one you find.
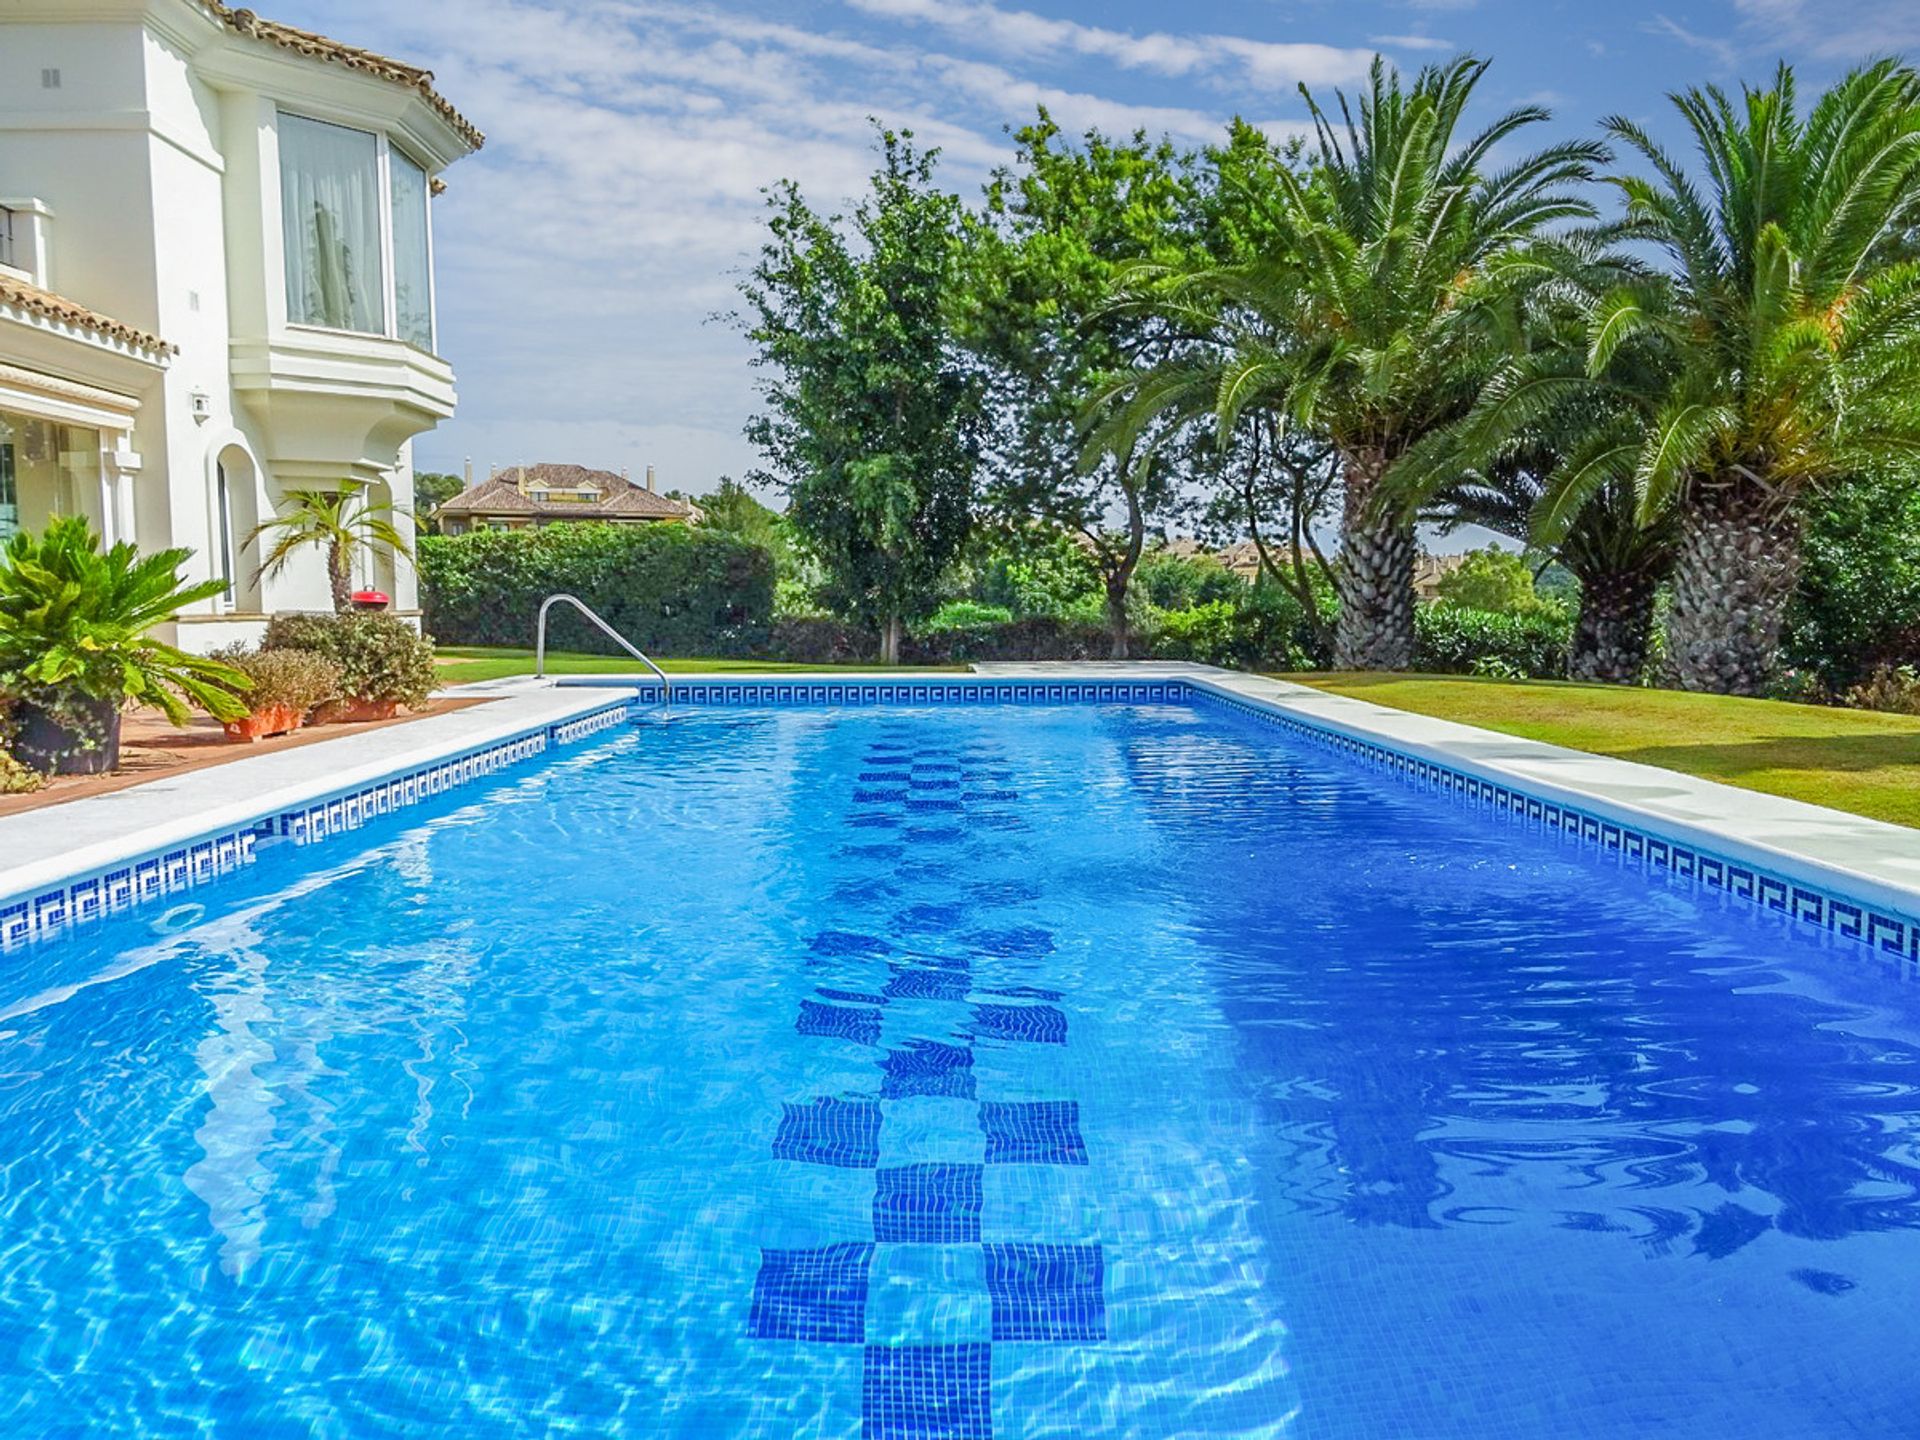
[11,672,1920,975]
[1188,683,1920,972]
[0,700,631,954]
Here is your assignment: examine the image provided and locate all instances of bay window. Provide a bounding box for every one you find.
[278,112,435,351]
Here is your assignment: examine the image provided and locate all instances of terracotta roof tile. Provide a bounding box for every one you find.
[203,3,484,152]
[0,276,173,356]
[438,465,700,522]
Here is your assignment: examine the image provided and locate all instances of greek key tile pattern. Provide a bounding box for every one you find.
[0,702,630,953]
[1193,685,1920,968]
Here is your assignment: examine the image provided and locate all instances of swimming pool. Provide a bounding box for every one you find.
[3,691,1917,1437]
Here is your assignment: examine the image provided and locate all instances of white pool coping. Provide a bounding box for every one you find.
[1,662,1915,932]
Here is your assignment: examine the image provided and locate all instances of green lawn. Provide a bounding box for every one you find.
[1292,672,1920,828]
[434,646,958,685]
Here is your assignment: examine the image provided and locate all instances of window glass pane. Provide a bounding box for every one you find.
[279,113,384,334]
[0,410,100,538]
[389,149,434,350]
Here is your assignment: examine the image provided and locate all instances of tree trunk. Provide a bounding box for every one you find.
[328,539,353,613]
[1101,475,1148,662]
[1568,568,1657,684]
[1332,449,1415,671]
[1105,573,1131,660]
[880,613,903,666]
[1665,476,1803,696]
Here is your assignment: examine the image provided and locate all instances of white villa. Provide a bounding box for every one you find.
[0,0,480,650]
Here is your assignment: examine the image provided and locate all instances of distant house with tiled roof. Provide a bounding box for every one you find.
[436,464,702,534]
[2,0,481,650]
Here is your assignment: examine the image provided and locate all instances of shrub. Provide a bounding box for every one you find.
[1134,551,1245,611]
[262,612,436,709]
[1785,469,1920,691]
[418,523,775,656]
[762,616,874,664]
[1146,601,1240,664]
[1434,547,1559,617]
[1846,664,1920,716]
[1414,602,1571,679]
[0,702,43,794]
[212,645,343,713]
[774,576,829,619]
[1144,586,1322,672]
[903,616,1111,664]
[921,600,1015,630]
[969,526,1104,618]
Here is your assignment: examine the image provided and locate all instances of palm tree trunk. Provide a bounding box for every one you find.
[1568,568,1657,684]
[1333,448,1415,671]
[1666,476,1802,696]
[328,539,353,614]
[1099,479,1147,661]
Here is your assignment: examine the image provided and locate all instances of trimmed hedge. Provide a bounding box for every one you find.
[419,524,775,656]
[1414,601,1571,679]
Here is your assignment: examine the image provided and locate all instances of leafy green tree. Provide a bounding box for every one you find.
[247,481,414,613]
[1593,61,1920,694]
[1785,465,1920,691]
[962,113,1206,656]
[1433,546,1549,615]
[966,523,1103,619]
[739,127,984,663]
[697,476,798,573]
[1092,57,1605,670]
[1135,550,1244,611]
[412,471,465,528]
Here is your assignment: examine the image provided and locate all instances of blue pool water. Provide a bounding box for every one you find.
[3,697,1919,1437]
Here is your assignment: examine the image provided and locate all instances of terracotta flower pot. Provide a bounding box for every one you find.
[224,702,305,743]
[14,693,122,774]
[312,696,400,724]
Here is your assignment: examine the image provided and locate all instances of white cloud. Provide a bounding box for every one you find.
[1642,14,1738,71]
[267,0,1312,492]
[844,0,1376,90]
[1368,34,1456,53]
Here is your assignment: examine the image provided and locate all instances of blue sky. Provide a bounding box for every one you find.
[270,0,1919,497]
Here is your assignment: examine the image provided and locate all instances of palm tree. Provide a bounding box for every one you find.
[1427,449,1678,683]
[247,482,414,613]
[1595,61,1920,694]
[1396,247,1683,683]
[1088,56,1605,669]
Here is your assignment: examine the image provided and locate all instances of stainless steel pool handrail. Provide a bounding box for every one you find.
[535,593,670,702]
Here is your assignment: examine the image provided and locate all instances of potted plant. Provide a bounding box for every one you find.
[212,646,343,742]
[0,517,249,774]
[262,611,437,720]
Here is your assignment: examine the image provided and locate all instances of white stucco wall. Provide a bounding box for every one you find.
[0,0,474,651]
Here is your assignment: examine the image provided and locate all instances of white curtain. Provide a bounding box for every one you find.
[389,149,433,351]
[280,114,383,334]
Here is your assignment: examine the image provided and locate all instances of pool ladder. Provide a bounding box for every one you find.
[535,593,671,704]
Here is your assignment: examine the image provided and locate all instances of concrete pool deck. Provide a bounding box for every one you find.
[2,663,1917,947]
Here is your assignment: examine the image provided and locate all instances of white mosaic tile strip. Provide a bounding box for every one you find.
[1,702,631,953]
